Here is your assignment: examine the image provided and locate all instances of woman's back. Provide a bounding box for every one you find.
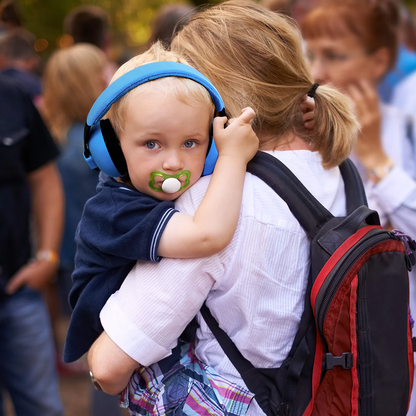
[99,149,347,415]
[181,150,346,373]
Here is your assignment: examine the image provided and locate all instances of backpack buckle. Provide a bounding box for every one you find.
[326,352,353,370]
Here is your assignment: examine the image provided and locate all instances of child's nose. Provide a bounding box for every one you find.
[162,151,183,172]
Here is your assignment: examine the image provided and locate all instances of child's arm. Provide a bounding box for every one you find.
[158,107,258,258]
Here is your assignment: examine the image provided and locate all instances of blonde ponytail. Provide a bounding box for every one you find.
[306,85,358,169]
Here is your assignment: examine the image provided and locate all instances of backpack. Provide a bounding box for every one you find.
[201,151,416,416]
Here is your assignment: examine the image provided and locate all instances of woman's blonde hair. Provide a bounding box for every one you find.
[106,41,214,136]
[171,0,359,168]
[41,43,107,144]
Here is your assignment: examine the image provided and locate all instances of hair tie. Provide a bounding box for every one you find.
[307,82,319,98]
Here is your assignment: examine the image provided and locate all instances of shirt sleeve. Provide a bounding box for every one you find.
[78,189,177,263]
[369,165,416,237]
[100,255,223,365]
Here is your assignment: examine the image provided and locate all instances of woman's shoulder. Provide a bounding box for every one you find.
[175,175,212,214]
[245,150,346,222]
[176,150,346,228]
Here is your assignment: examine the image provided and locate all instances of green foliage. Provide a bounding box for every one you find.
[19,0,79,49]
[16,0,416,56]
[403,0,416,10]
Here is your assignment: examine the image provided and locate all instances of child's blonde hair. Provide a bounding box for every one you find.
[171,0,359,169]
[106,42,215,136]
[41,43,107,144]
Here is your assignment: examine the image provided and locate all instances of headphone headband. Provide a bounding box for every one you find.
[87,61,225,126]
[84,61,224,178]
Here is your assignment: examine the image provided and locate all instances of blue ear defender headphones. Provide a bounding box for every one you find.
[83,61,226,178]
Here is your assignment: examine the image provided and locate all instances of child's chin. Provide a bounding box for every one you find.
[156,190,182,201]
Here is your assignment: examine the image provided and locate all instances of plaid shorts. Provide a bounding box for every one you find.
[119,341,254,416]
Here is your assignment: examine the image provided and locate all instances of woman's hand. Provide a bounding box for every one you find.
[346,80,391,172]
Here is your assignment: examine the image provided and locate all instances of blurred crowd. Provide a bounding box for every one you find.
[1,0,416,415]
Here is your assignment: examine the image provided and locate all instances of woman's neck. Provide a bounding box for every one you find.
[258,131,311,152]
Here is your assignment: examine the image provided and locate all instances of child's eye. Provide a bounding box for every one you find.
[184,140,196,149]
[146,141,159,149]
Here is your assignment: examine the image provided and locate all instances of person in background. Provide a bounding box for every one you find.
[260,0,416,107]
[40,42,108,376]
[260,0,324,25]
[87,3,358,416]
[0,27,41,102]
[148,4,195,48]
[63,5,117,83]
[391,66,416,118]
[0,75,64,416]
[259,0,291,15]
[64,5,109,50]
[391,5,416,117]
[400,3,416,53]
[301,2,416,415]
[62,9,118,411]
[378,1,416,103]
[0,0,21,34]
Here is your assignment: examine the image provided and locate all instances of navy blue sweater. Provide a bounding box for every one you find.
[63,173,177,363]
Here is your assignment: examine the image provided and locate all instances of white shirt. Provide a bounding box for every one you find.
[101,149,347,416]
[350,104,416,235]
[391,71,416,118]
[351,103,416,307]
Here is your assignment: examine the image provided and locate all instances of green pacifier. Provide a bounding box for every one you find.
[149,170,191,193]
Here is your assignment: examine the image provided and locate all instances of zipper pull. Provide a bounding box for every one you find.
[391,229,416,269]
[409,307,415,330]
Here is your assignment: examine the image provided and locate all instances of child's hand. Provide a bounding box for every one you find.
[301,95,316,129]
[213,107,259,164]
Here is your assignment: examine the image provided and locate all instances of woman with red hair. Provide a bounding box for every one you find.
[302,0,416,241]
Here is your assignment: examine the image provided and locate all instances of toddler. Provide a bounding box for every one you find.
[64,42,259,365]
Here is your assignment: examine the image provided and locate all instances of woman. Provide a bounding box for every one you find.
[302,2,416,414]
[88,1,358,415]
[41,43,108,305]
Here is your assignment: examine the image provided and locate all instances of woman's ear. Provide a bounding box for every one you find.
[370,47,391,81]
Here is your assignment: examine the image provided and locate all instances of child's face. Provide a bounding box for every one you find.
[118,89,212,200]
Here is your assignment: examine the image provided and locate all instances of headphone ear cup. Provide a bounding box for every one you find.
[86,120,127,177]
[202,110,226,177]
[202,138,218,176]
